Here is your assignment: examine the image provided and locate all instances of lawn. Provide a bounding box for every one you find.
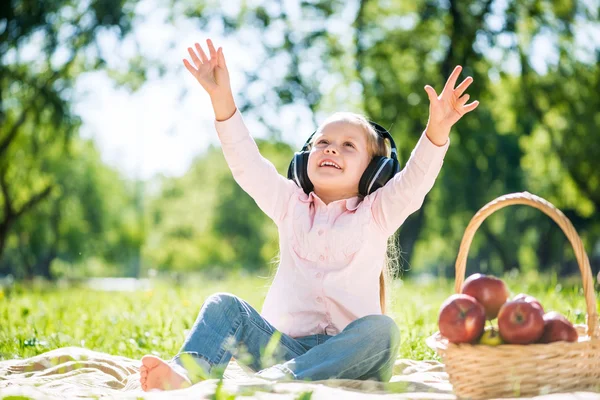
[1,270,594,364]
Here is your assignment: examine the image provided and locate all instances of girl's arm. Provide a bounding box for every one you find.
[183,39,296,225]
[369,66,479,236]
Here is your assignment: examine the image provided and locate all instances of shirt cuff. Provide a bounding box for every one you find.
[214,108,248,145]
[411,131,450,167]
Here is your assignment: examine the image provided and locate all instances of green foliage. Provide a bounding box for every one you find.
[211,378,237,400]
[142,140,293,273]
[0,0,149,278]
[0,139,142,278]
[296,391,313,400]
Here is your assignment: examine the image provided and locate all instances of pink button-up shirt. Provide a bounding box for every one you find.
[215,109,449,338]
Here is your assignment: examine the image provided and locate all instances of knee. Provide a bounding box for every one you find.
[201,292,242,316]
[363,315,401,349]
[206,292,239,304]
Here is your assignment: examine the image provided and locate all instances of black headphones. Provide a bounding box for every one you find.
[287,121,400,196]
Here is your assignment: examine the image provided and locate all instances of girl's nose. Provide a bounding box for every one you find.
[324,147,338,154]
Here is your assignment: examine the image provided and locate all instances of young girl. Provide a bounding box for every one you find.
[139,38,478,391]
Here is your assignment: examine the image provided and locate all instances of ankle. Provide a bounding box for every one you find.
[169,362,193,384]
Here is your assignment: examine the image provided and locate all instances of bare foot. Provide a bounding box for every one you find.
[140,355,192,391]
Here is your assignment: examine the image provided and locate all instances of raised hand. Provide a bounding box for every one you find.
[424,66,479,146]
[183,39,231,98]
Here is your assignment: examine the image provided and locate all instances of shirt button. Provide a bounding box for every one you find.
[316,297,323,303]
[315,272,322,279]
[318,229,324,236]
[319,255,325,261]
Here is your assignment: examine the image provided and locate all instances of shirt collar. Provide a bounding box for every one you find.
[299,190,362,211]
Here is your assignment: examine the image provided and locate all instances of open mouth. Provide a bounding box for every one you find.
[319,161,342,170]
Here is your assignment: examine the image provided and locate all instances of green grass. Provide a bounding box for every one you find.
[1,270,596,363]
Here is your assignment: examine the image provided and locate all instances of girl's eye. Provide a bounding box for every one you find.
[316,139,354,148]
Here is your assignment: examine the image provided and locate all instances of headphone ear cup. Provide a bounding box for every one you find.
[374,159,398,194]
[288,151,313,194]
[359,157,397,196]
[298,152,313,194]
[359,156,385,196]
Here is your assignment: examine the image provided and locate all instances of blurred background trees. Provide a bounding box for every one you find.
[0,0,146,278]
[1,0,598,280]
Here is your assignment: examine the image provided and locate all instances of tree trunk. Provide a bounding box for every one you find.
[35,250,56,279]
[0,218,13,262]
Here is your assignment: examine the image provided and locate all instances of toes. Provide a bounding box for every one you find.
[141,355,163,370]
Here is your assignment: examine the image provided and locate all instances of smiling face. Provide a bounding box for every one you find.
[306,116,373,200]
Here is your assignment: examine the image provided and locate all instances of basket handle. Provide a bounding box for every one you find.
[454,191,599,340]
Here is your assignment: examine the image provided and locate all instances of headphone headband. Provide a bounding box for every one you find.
[301,121,398,158]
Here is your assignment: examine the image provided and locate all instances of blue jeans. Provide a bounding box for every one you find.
[170,292,401,382]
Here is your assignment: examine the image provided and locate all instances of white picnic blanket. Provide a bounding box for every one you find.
[0,347,598,399]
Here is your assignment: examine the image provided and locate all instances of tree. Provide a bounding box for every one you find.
[143,138,294,273]
[0,0,142,261]
[0,138,143,278]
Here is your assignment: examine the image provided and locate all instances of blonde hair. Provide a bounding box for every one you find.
[309,112,401,315]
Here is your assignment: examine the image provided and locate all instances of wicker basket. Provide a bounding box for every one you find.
[426,192,600,399]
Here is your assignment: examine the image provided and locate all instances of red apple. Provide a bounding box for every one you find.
[460,274,509,320]
[513,293,545,317]
[498,300,545,344]
[538,312,578,343]
[438,294,486,344]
